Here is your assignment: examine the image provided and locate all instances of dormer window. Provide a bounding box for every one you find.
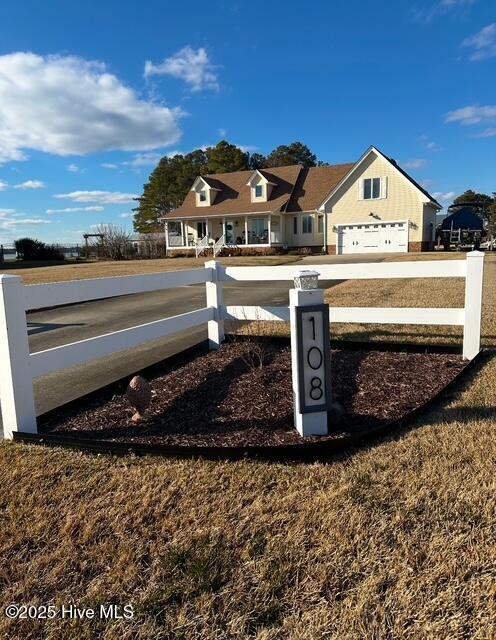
[246,169,277,203]
[191,176,220,207]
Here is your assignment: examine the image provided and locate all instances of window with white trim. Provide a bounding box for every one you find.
[363,178,381,199]
[199,190,207,202]
[255,184,263,198]
[302,214,313,234]
[317,215,324,234]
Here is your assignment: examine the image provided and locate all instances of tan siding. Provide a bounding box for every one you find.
[284,212,324,247]
[324,154,429,245]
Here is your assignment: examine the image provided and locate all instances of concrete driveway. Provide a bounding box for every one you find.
[1,254,387,438]
[300,252,395,264]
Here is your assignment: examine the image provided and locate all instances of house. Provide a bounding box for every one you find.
[162,146,442,255]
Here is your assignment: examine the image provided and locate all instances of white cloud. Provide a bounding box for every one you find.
[238,144,258,153]
[2,218,52,226]
[413,0,476,23]
[420,179,435,189]
[14,179,45,189]
[67,163,80,172]
[445,104,496,125]
[419,134,442,151]
[402,158,430,170]
[462,23,496,61]
[120,212,133,218]
[433,191,456,202]
[145,46,219,92]
[55,190,138,204]
[122,152,162,167]
[0,180,8,190]
[473,127,496,138]
[46,206,104,213]
[0,52,183,164]
[0,208,52,228]
[101,163,119,169]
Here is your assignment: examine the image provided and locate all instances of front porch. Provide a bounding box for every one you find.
[164,214,283,254]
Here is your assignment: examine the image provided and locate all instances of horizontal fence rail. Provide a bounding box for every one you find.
[224,259,467,282]
[25,267,211,311]
[30,307,213,378]
[0,252,484,440]
[223,305,465,326]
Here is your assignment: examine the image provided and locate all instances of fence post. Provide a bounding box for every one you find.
[463,250,484,360]
[0,275,37,439]
[289,271,331,437]
[205,260,225,349]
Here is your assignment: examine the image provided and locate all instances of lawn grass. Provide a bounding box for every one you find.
[0,255,302,286]
[0,253,495,639]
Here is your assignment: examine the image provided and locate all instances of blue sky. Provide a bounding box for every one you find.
[0,0,494,244]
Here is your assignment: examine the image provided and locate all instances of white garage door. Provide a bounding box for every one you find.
[338,221,408,255]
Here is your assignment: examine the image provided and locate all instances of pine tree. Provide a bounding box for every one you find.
[452,190,494,223]
[205,140,249,174]
[264,142,317,168]
[134,140,322,232]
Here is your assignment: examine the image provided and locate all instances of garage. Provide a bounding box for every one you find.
[337,221,408,254]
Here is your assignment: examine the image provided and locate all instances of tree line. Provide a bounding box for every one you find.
[133,140,320,233]
[452,190,496,233]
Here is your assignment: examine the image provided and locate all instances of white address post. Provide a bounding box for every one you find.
[290,270,331,437]
[205,260,225,349]
[0,275,37,439]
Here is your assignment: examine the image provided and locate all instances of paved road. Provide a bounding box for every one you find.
[1,255,388,438]
[26,281,296,415]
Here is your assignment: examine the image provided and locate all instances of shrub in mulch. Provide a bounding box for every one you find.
[40,342,468,449]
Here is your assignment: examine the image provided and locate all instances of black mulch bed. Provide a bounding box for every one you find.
[39,341,468,448]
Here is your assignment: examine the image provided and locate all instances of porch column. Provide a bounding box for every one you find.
[206,219,209,239]
[164,222,168,250]
[180,221,185,246]
[267,214,272,246]
[322,210,328,254]
[245,216,248,245]
[222,218,226,239]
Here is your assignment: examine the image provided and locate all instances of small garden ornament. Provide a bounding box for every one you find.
[126,375,152,422]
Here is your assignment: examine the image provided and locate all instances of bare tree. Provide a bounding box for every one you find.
[93,223,133,260]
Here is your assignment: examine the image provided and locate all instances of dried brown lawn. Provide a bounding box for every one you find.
[0,253,495,639]
[0,255,301,286]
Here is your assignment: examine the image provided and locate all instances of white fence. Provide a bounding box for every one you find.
[0,252,484,439]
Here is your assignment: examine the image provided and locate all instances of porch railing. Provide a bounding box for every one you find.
[213,234,225,257]
[195,235,210,258]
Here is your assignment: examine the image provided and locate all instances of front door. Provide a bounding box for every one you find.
[225,220,235,244]
[197,221,207,239]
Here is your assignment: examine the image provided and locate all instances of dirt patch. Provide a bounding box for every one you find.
[40,342,468,448]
